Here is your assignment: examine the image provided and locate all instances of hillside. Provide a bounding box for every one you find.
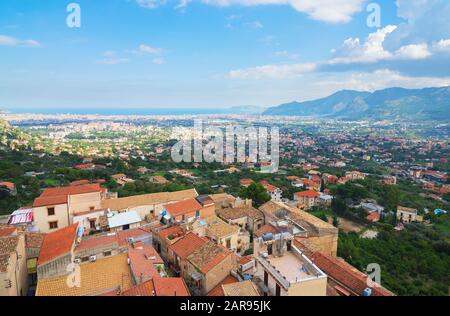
[263,86,450,120]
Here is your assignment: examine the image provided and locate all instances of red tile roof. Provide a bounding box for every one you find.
[254,224,279,238]
[33,184,103,207]
[207,275,239,296]
[116,228,151,247]
[0,226,17,237]
[75,234,118,252]
[128,244,163,281]
[158,225,185,241]
[295,189,320,198]
[240,178,254,185]
[169,232,207,260]
[164,198,202,217]
[38,224,78,265]
[121,280,155,296]
[153,277,190,296]
[295,240,394,296]
[366,212,380,222]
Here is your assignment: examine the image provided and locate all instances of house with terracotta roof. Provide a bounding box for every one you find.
[167,232,207,275]
[294,190,321,210]
[32,183,105,233]
[152,225,187,260]
[0,227,28,296]
[185,239,236,296]
[216,205,264,232]
[0,181,17,196]
[239,178,254,187]
[161,196,215,224]
[294,239,394,296]
[128,241,165,284]
[203,216,248,254]
[222,280,260,296]
[118,277,190,296]
[260,181,282,201]
[207,274,240,296]
[37,223,79,280]
[36,253,133,296]
[167,232,236,295]
[74,227,152,263]
[101,188,199,221]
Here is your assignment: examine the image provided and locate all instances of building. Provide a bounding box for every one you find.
[167,232,236,296]
[259,201,338,257]
[222,280,260,296]
[294,190,320,210]
[36,224,80,280]
[161,196,215,224]
[261,182,282,201]
[149,175,170,185]
[0,226,28,296]
[239,178,254,187]
[185,241,235,296]
[294,239,394,296]
[203,216,248,254]
[216,205,264,232]
[36,253,133,296]
[0,181,17,196]
[253,230,327,296]
[101,189,198,221]
[32,183,105,233]
[106,210,142,232]
[397,206,423,223]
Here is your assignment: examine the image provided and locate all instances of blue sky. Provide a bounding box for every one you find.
[1,0,450,110]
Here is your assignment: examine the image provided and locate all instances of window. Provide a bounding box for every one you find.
[81,257,90,262]
[89,206,95,211]
[49,221,58,229]
[103,251,112,257]
[47,207,55,216]
[89,219,96,229]
[226,238,231,249]
[276,283,281,296]
[195,210,200,218]
[267,244,273,255]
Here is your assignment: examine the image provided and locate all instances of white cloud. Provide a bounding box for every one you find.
[329,25,432,65]
[394,43,431,60]
[0,35,40,47]
[328,25,396,64]
[228,62,316,79]
[315,69,450,92]
[433,39,450,53]
[244,21,263,29]
[136,0,167,9]
[96,57,130,65]
[201,0,365,23]
[139,44,164,55]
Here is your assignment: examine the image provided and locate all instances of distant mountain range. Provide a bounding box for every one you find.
[263,86,450,120]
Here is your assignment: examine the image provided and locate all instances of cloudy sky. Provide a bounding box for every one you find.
[1,0,450,110]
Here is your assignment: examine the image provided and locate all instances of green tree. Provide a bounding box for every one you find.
[239,182,271,208]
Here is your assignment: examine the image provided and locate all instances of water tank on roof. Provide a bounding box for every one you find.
[262,233,273,241]
[363,288,372,296]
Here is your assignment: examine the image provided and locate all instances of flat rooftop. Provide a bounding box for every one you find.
[264,250,324,283]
